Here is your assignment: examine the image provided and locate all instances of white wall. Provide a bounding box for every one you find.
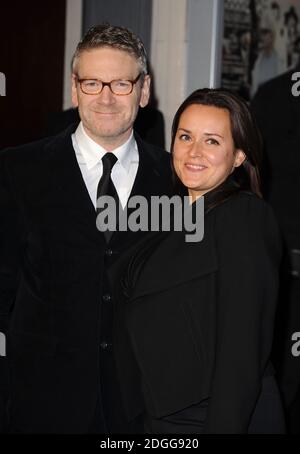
[186,0,224,95]
[150,0,224,149]
[150,0,188,150]
[63,0,83,109]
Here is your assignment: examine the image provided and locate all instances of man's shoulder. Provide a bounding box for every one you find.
[214,191,270,219]
[253,68,295,102]
[0,123,78,164]
[212,191,280,246]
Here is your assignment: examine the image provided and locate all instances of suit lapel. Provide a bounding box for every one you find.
[125,220,218,301]
[43,127,172,248]
[43,124,104,244]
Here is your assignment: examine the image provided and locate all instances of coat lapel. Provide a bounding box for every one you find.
[123,212,218,301]
[43,123,104,245]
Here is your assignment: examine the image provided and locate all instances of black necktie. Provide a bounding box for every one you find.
[96,153,119,241]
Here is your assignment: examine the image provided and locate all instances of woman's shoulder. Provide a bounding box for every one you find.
[210,190,282,254]
[211,191,276,224]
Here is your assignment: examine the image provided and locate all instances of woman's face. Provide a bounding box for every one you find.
[173,104,245,201]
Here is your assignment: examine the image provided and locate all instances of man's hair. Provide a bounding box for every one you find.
[71,23,148,75]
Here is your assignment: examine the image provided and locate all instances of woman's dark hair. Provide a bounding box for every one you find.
[170,88,263,208]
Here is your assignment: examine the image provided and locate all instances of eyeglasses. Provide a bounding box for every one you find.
[75,73,142,96]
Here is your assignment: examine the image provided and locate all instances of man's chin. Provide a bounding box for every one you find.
[85,125,132,146]
[94,128,127,139]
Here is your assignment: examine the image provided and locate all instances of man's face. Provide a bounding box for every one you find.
[72,47,150,150]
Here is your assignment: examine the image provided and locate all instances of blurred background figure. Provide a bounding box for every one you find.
[251,54,300,435]
[284,6,299,68]
[251,27,280,97]
[269,1,287,74]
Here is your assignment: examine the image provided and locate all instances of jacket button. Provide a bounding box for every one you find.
[105,249,113,257]
[100,341,112,350]
[102,294,111,303]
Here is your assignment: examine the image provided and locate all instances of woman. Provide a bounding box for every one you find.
[110,89,285,434]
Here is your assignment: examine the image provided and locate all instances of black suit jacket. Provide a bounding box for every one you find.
[0,123,173,433]
[109,190,282,433]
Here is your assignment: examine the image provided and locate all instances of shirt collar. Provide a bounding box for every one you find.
[74,121,136,172]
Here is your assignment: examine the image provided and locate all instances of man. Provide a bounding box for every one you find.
[0,23,172,433]
[251,63,300,434]
[251,28,280,97]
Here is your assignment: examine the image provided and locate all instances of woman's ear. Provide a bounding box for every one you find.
[233,149,246,168]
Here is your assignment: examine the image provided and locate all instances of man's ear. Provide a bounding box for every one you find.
[233,149,246,168]
[71,75,79,108]
[139,75,151,108]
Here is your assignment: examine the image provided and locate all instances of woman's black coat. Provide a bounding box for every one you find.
[109,190,282,433]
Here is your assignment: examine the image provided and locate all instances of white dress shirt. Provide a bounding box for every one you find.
[72,122,139,209]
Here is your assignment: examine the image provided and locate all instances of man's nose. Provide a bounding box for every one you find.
[96,85,115,104]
